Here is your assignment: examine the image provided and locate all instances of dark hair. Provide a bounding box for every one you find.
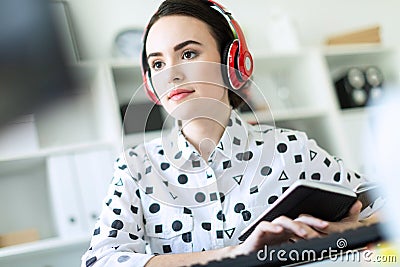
[142,0,246,109]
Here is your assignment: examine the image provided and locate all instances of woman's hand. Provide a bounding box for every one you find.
[231,215,328,256]
[295,200,363,235]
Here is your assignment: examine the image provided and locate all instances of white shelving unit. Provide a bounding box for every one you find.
[0,45,399,266]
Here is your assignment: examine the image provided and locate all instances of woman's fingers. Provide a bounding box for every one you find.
[272,216,322,239]
[347,200,362,220]
[295,215,329,230]
[239,216,326,255]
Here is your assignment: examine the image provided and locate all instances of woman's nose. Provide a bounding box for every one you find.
[151,62,186,98]
[167,63,185,85]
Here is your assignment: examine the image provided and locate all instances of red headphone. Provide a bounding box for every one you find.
[141,0,254,104]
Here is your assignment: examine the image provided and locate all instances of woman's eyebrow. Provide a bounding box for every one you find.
[147,40,202,60]
[147,52,162,60]
[173,40,202,51]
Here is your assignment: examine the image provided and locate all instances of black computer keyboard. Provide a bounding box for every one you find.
[192,223,385,267]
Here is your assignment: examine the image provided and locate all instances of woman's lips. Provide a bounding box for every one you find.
[168,89,195,101]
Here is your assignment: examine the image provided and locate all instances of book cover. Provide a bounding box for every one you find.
[238,180,382,241]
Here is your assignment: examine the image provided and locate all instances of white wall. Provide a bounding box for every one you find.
[65,0,400,60]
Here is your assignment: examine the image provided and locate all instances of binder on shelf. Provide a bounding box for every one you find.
[46,155,89,237]
[74,149,113,229]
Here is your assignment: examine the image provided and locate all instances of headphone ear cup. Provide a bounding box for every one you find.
[225,40,244,89]
[144,71,161,104]
[221,42,233,89]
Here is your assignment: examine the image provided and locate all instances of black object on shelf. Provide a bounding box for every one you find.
[120,102,164,134]
[334,66,384,109]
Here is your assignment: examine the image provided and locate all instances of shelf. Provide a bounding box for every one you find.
[340,105,385,117]
[0,140,114,163]
[252,48,307,59]
[240,107,327,124]
[108,58,141,68]
[321,44,394,56]
[111,65,146,104]
[0,158,56,241]
[0,235,89,259]
[324,47,400,83]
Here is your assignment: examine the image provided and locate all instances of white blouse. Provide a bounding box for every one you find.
[81,110,367,267]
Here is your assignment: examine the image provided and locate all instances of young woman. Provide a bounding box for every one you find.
[82,1,373,266]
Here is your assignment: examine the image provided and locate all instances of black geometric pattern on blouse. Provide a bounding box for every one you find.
[261,166,272,176]
[182,232,192,242]
[86,256,97,267]
[324,158,331,167]
[268,195,278,204]
[217,210,226,222]
[294,154,303,163]
[236,151,253,161]
[183,207,192,214]
[217,141,224,151]
[222,160,231,169]
[161,162,170,170]
[195,192,206,203]
[202,222,211,231]
[93,227,100,236]
[113,208,121,215]
[192,160,201,168]
[233,137,241,145]
[310,150,317,161]
[250,186,258,194]
[225,228,235,239]
[129,233,139,240]
[114,190,122,198]
[128,150,137,157]
[163,245,172,253]
[145,166,152,174]
[278,170,289,181]
[170,192,178,200]
[178,174,188,184]
[114,178,123,186]
[145,187,153,194]
[334,172,341,182]
[277,143,288,153]
[311,173,321,180]
[232,174,243,185]
[175,151,182,159]
[255,140,264,146]
[118,165,127,170]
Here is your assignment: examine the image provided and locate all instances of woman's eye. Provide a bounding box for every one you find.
[152,61,164,70]
[182,51,197,60]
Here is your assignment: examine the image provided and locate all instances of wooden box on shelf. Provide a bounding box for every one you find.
[0,229,39,248]
[325,25,381,46]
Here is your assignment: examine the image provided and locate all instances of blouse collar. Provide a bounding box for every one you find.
[172,109,249,163]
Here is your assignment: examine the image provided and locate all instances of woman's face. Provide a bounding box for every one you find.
[146,15,230,120]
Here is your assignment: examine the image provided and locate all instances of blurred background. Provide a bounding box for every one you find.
[0,0,399,266]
